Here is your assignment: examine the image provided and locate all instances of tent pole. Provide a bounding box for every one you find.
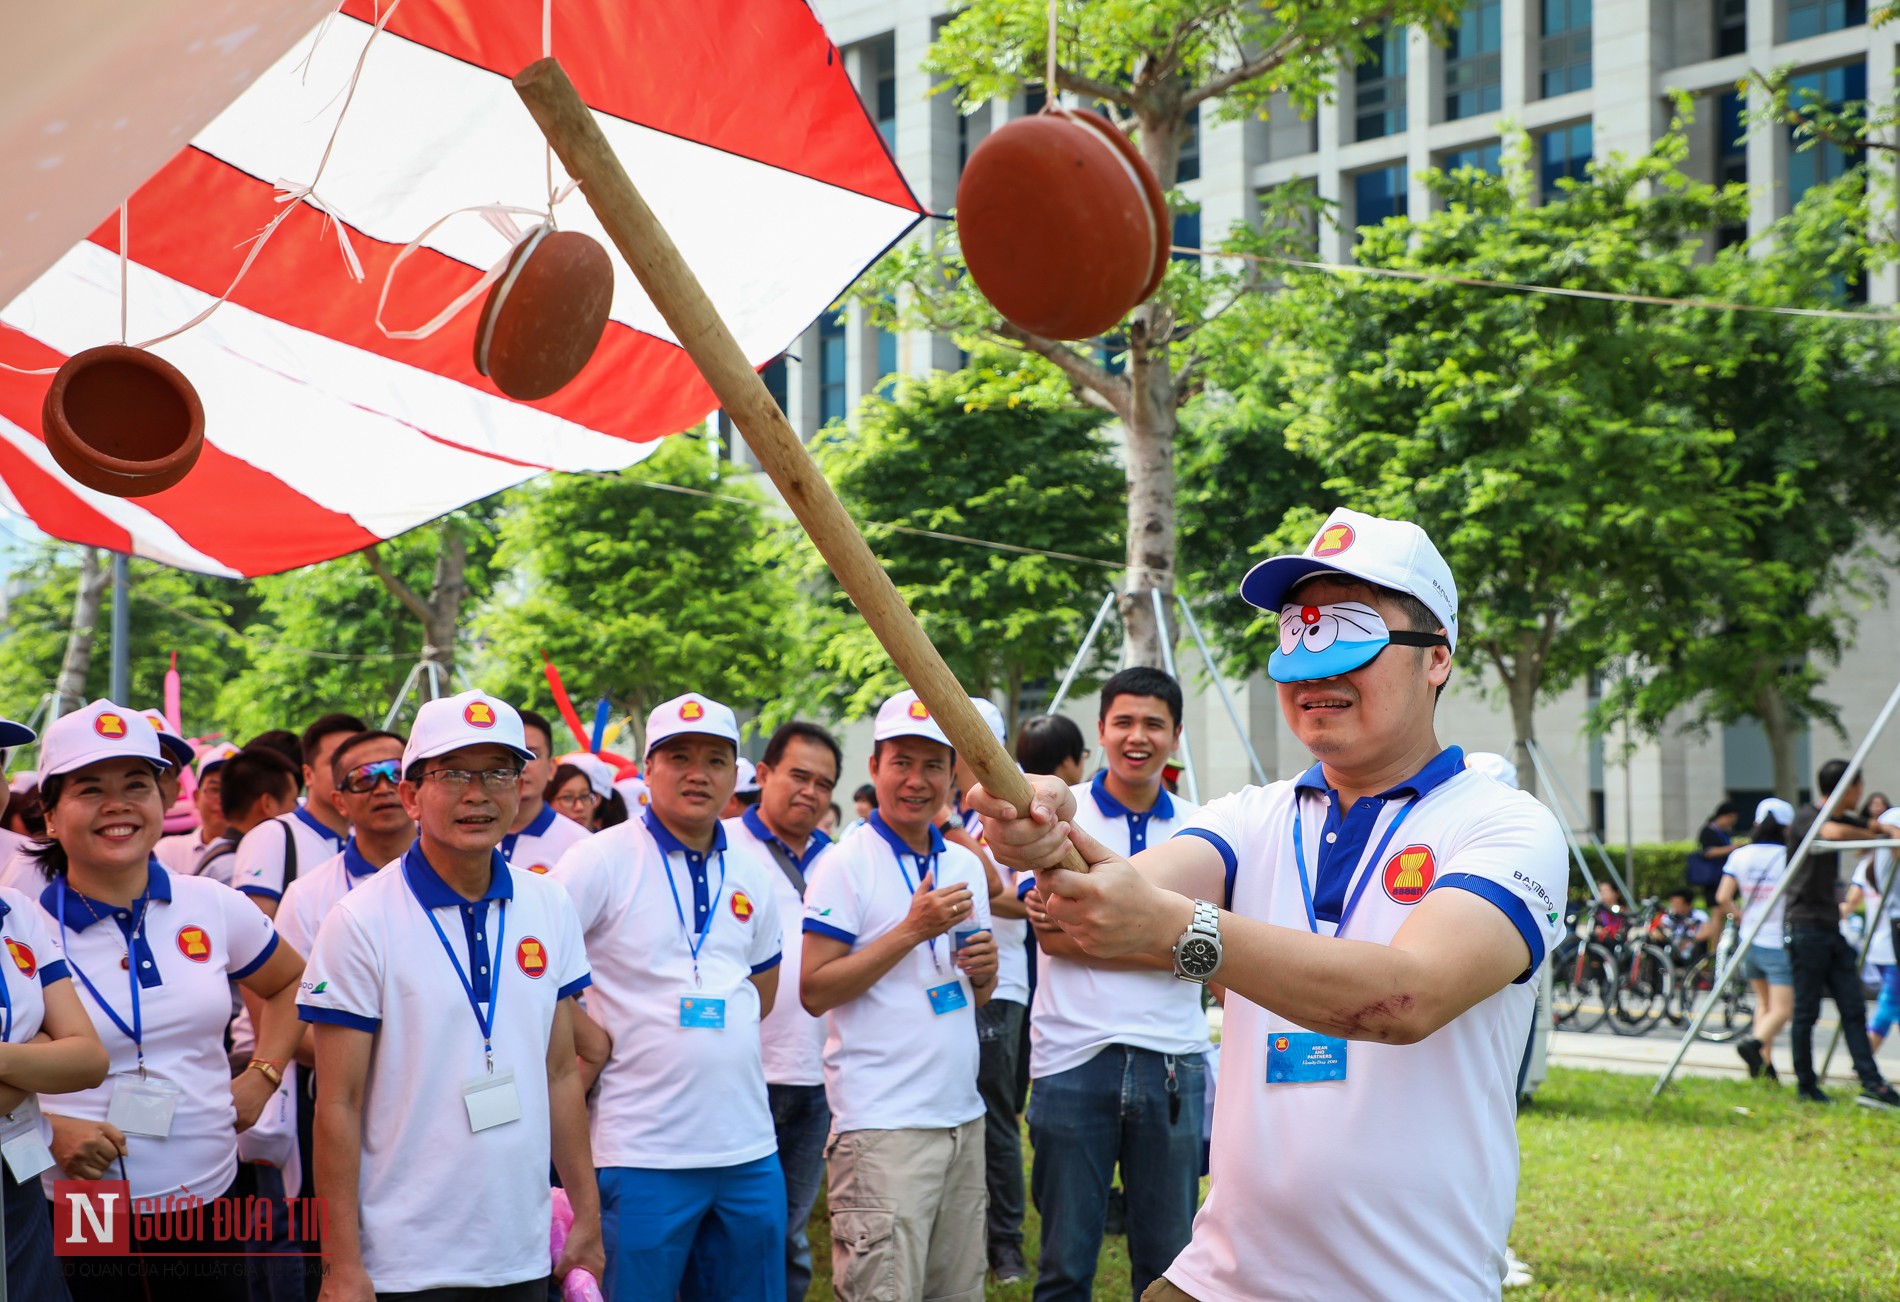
[1529,737,1634,906]
[109,552,130,703]
[1525,739,1601,898]
[1175,593,1267,786]
[381,662,425,731]
[1046,591,1117,717]
[1151,587,1199,804]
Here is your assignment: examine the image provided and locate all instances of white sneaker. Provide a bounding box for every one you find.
[1503,1267,1534,1289]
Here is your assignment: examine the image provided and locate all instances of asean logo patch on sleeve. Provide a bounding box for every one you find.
[6,938,36,978]
[94,712,127,738]
[1381,845,1436,905]
[516,937,548,977]
[176,926,213,962]
[730,890,754,922]
[1311,523,1356,557]
[525,864,551,875]
[463,701,496,728]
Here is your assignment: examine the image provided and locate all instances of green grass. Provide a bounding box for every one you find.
[808,1068,1900,1300]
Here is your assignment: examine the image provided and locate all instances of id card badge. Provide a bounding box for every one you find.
[679,993,728,1030]
[462,1071,522,1133]
[926,977,969,1016]
[105,1073,181,1138]
[1266,1031,1349,1084]
[0,1096,56,1181]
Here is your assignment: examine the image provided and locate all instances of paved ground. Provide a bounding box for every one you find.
[1548,1012,1900,1086]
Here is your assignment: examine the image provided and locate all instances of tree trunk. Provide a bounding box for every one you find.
[1503,631,1543,799]
[54,548,108,717]
[1755,675,1802,803]
[365,522,469,696]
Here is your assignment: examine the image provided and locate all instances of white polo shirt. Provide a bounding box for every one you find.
[2,886,71,1042]
[501,802,590,876]
[963,808,1029,1007]
[0,833,41,895]
[1160,748,1566,1302]
[725,806,830,1088]
[1018,774,1212,1079]
[235,807,348,903]
[37,863,281,1201]
[154,830,222,879]
[1725,842,1789,951]
[555,809,782,1169]
[802,813,990,1135]
[298,847,590,1293]
[275,840,387,959]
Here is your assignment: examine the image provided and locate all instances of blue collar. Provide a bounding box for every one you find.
[867,809,943,862]
[342,839,383,880]
[741,804,830,871]
[41,859,172,930]
[1293,746,1468,802]
[1089,771,1175,821]
[643,807,727,859]
[401,843,512,909]
[518,802,557,839]
[293,805,347,849]
[0,895,9,924]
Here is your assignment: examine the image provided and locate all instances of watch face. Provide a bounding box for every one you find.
[1178,936,1219,977]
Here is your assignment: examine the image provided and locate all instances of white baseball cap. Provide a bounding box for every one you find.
[137,708,196,769]
[194,741,241,779]
[1754,797,1795,827]
[403,690,534,774]
[1240,508,1458,652]
[874,690,951,748]
[1465,751,1519,790]
[0,716,36,750]
[734,757,760,795]
[39,699,172,780]
[971,697,1007,747]
[558,751,619,800]
[644,693,741,757]
[615,774,651,808]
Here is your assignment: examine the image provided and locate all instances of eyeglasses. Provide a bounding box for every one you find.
[340,759,403,794]
[553,788,601,810]
[421,766,524,792]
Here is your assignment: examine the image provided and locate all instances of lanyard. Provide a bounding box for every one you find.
[892,843,945,970]
[1290,793,1421,936]
[0,942,12,1044]
[56,880,150,1071]
[405,875,507,1072]
[661,847,728,988]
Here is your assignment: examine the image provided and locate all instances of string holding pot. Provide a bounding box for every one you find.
[41,346,204,498]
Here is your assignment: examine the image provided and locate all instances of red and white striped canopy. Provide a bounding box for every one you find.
[0,0,920,577]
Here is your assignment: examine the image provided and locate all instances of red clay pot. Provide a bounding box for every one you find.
[41,344,204,497]
[955,109,1170,341]
[475,225,615,401]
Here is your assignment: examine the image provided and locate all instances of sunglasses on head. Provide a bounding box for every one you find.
[340,759,404,794]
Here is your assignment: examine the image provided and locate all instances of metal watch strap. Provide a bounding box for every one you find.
[1173,899,1222,983]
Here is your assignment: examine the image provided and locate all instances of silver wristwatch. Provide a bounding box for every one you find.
[1172,899,1223,984]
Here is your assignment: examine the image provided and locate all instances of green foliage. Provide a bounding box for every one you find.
[1581,843,1701,906]
[474,438,800,740]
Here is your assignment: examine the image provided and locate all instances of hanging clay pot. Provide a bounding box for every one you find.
[955,109,1171,341]
[41,345,204,498]
[475,225,615,401]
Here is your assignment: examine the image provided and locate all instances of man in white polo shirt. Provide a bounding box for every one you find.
[155,742,239,878]
[802,690,1001,1302]
[236,713,365,917]
[502,710,590,875]
[724,720,842,1302]
[276,731,413,968]
[299,691,602,1299]
[973,509,1567,1301]
[1015,667,1211,1302]
[555,692,784,1301]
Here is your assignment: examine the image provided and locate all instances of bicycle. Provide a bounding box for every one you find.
[1550,904,1618,1034]
[1608,897,1676,1035]
[1671,916,1755,1043]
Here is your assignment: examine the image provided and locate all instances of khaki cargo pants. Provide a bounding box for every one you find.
[826,1118,987,1302]
[1140,1279,1202,1302]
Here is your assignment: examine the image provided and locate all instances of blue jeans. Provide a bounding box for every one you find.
[976,999,1027,1254]
[598,1156,788,1302]
[768,1083,831,1301]
[1026,1046,1205,1302]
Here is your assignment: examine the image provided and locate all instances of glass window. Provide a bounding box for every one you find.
[876,327,898,392]
[1354,165,1410,229]
[1716,90,1748,248]
[818,312,848,425]
[1538,121,1592,201]
[1786,62,1867,205]
[1177,106,1201,183]
[1446,1,1503,121]
[1716,0,1747,55]
[1356,29,1408,141]
[762,357,788,414]
[1172,210,1201,265]
[1540,0,1592,98]
[1787,0,1867,40]
[1441,141,1503,175]
[875,66,897,149]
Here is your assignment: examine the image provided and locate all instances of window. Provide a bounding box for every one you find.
[1538,122,1592,201]
[875,61,897,149]
[762,357,789,414]
[1176,106,1201,183]
[818,312,848,425]
[1023,87,1047,116]
[1355,29,1408,141]
[1716,0,1747,56]
[1540,0,1592,98]
[1441,141,1503,175]
[1787,0,1867,40]
[1354,165,1409,229]
[1786,62,1866,206]
[1715,91,1748,248]
[1446,0,1503,121]
[1172,209,1201,265]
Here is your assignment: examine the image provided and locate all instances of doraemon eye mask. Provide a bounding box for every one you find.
[1268,602,1450,683]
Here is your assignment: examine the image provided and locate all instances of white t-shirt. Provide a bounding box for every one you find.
[501,802,590,877]
[1160,749,1566,1302]
[1018,776,1212,1079]
[298,847,590,1293]
[1726,842,1790,951]
[802,813,991,1135]
[154,830,223,880]
[37,864,280,1200]
[962,808,1029,1006]
[0,832,42,895]
[724,807,830,1088]
[235,807,348,903]
[1,886,70,1044]
[275,840,388,959]
[555,810,782,1169]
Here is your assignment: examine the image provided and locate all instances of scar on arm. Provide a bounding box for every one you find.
[1334,992,1415,1040]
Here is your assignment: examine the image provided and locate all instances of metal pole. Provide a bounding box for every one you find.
[1175,593,1268,786]
[1818,838,1900,1079]
[381,662,425,730]
[1151,587,1200,804]
[1622,716,1635,886]
[1524,739,1602,899]
[109,552,130,703]
[1528,737,1634,906]
[425,659,443,701]
[1046,592,1117,717]
[1654,670,1900,1096]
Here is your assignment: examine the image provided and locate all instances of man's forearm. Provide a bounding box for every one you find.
[314,1097,367,1272]
[803,928,926,1015]
[548,1058,599,1222]
[1037,917,1171,972]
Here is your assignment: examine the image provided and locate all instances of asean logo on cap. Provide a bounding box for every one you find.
[517,937,549,977]
[1312,523,1355,558]
[176,925,213,963]
[907,700,930,720]
[1382,845,1436,905]
[93,712,127,739]
[463,701,497,729]
[680,700,706,722]
[6,938,36,978]
[730,890,754,922]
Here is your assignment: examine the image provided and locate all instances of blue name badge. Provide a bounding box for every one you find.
[678,995,727,1030]
[1267,1032,1348,1084]
[926,979,969,1016]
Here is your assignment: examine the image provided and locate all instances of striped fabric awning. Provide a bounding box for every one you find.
[0,0,921,577]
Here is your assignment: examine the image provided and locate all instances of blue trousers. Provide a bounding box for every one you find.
[5,1164,69,1302]
[1027,1046,1205,1302]
[598,1156,788,1302]
[768,1084,831,1302]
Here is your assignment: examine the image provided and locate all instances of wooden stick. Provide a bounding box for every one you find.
[514,57,1088,874]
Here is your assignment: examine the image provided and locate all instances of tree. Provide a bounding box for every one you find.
[53,549,109,715]
[364,516,484,687]
[795,350,1124,731]
[866,0,1459,667]
[474,437,803,741]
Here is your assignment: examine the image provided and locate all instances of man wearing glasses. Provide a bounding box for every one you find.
[276,730,414,970]
[300,691,603,1300]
